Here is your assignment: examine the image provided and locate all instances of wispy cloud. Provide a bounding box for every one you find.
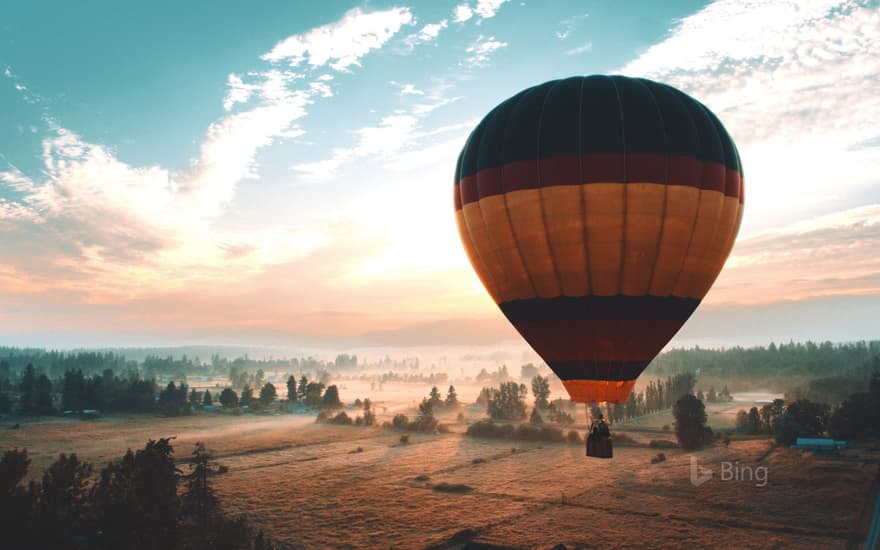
[389,81,425,96]
[463,35,508,67]
[0,7,418,303]
[564,42,592,55]
[403,19,448,47]
[619,0,880,234]
[555,12,589,40]
[261,7,414,71]
[709,203,880,305]
[291,89,463,181]
[453,0,509,23]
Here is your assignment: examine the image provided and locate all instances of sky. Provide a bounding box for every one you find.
[1,0,879,351]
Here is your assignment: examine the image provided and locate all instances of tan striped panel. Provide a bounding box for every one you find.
[455,209,500,301]
[694,195,741,297]
[648,185,701,296]
[540,186,589,296]
[505,188,562,298]
[620,183,666,295]
[478,194,535,301]
[584,183,625,296]
[672,189,725,298]
[461,202,516,303]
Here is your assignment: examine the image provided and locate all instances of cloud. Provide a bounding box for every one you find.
[707,203,880,306]
[618,0,880,235]
[463,35,508,67]
[261,7,414,71]
[0,7,416,303]
[453,4,474,22]
[453,0,509,23]
[291,89,463,181]
[563,41,593,55]
[474,0,509,19]
[389,81,425,96]
[404,19,449,47]
[556,13,589,40]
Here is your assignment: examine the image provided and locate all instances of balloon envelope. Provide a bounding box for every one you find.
[453,75,743,403]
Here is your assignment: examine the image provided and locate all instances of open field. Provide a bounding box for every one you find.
[2,408,878,549]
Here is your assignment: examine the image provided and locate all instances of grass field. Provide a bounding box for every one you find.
[2,404,877,549]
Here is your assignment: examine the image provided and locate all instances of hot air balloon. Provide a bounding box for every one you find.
[454,75,743,409]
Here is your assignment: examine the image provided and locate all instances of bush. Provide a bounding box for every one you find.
[649,439,678,449]
[651,453,667,464]
[566,430,582,444]
[514,424,565,443]
[316,411,353,425]
[399,435,409,445]
[465,420,515,439]
[329,411,353,425]
[392,413,410,428]
[389,411,438,433]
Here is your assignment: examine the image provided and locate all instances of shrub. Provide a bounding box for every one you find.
[566,430,582,444]
[649,439,678,449]
[392,413,410,428]
[466,420,515,439]
[330,411,353,425]
[651,453,667,464]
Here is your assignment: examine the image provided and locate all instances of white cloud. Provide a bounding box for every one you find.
[404,20,449,47]
[223,74,258,111]
[453,0,508,23]
[293,113,421,181]
[261,7,414,71]
[564,41,593,55]
[391,81,425,96]
[0,6,418,300]
[474,0,509,19]
[618,0,880,235]
[309,81,334,98]
[453,4,474,22]
[463,35,508,67]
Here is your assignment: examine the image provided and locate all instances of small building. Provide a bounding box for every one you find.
[792,437,847,451]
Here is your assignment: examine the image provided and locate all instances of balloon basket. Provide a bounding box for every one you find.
[586,435,613,459]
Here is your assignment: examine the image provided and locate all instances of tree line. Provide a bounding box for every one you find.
[0,439,274,549]
[735,366,880,443]
[649,340,880,392]
[0,363,348,418]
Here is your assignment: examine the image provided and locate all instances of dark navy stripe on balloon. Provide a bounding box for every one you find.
[457,75,741,179]
[499,295,700,322]
[551,360,649,381]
